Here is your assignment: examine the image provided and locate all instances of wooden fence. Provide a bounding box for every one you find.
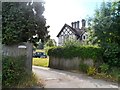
[2,42,33,72]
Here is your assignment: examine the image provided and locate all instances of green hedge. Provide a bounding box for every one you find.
[48,45,103,60]
[2,55,27,88]
[103,43,120,67]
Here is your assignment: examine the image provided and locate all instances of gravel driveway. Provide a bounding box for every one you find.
[32,66,118,88]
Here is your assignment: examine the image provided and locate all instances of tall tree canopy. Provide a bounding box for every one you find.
[2,2,50,45]
[88,1,120,47]
[88,1,120,67]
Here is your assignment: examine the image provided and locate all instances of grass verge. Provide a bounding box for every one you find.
[33,58,49,67]
[17,72,44,88]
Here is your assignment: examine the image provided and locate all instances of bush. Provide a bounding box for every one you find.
[44,46,56,55]
[63,39,82,47]
[2,55,26,88]
[103,43,120,67]
[109,67,120,80]
[17,72,44,88]
[99,63,109,73]
[87,66,96,76]
[118,74,120,83]
[79,63,89,73]
[95,73,114,81]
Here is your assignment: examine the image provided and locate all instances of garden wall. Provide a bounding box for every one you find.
[48,46,103,70]
[49,56,94,70]
[2,42,33,72]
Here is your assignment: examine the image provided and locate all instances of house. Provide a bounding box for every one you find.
[57,19,88,46]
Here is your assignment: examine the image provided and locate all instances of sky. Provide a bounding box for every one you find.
[43,0,112,44]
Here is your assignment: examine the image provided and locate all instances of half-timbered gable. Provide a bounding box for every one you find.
[57,19,87,46]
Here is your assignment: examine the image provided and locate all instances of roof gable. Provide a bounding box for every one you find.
[57,24,85,37]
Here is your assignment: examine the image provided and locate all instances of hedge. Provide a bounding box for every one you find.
[2,55,27,88]
[48,45,103,60]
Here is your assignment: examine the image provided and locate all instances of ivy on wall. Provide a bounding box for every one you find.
[48,45,103,61]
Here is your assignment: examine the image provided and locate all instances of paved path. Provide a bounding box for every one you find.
[32,66,118,88]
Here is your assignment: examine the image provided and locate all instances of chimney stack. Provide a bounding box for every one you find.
[72,22,76,28]
[77,21,79,29]
[75,22,77,28]
[71,22,74,28]
[71,21,80,29]
[82,19,86,28]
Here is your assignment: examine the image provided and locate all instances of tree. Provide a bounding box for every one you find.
[37,39,44,49]
[45,39,56,47]
[2,2,50,45]
[88,1,120,47]
[88,1,120,67]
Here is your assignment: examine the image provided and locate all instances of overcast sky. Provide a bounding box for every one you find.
[43,0,112,44]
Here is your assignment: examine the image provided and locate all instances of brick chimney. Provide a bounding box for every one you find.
[82,19,86,28]
[71,21,80,29]
[71,22,74,28]
[76,21,79,29]
[75,22,77,28]
[71,22,76,28]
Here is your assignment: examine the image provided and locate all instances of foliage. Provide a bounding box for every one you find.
[48,45,102,60]
[88,1,120,46]
[103,43,120,67]
[2,2,50,45]
[37,40,44,49]
[0,72,1,84]
[99,63,109,73]
[93,66,119,82]
[44,46,56,55]
[63,39,82,47]
[2,56,26,87]
[87,66,96,76]
[93,67,119,82]
[118,74,120,83]
[33,46,37,51]
[109,67,120,80]
[94,73,115,81]
[79,63,89,73]
[17,72,44,88]
[87,1,120,68]
[45,39,57,47]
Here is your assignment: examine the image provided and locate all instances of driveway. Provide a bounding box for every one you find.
[32,66,118,88]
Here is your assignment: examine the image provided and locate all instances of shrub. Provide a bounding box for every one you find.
[87,66,96,76]
[103,43,120,67]
[17,72,44,88]
[44,46,56,55]
[95,73,114,81]
[118,74,120,83]
[63,39,82,47]
[99,63,109,73]
[109,67,120,80]
[2,55,26,88]
[79,63,89,73]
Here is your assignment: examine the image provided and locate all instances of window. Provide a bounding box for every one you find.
[82,32,88,40]
[83,36,85,39]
